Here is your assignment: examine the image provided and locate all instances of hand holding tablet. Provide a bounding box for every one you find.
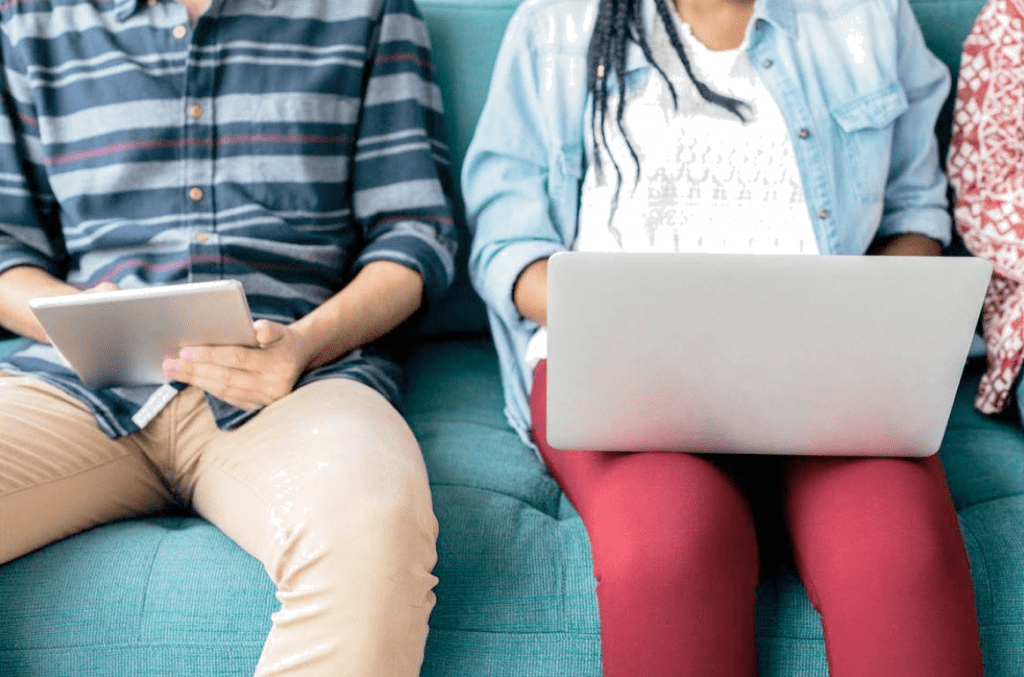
[29,280,258,388]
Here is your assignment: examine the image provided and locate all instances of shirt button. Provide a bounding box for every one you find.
[761,58,773,69]
[798,128,811,139]
[188,186,204,202]
[172,25,188,39]
[189,104,204,119]
[818,209,830,219]
[194,232,210,243]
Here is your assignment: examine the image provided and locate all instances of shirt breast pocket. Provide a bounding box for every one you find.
[242,94,355,212]
[829,83,908,203]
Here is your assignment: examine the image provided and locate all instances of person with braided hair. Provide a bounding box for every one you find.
[463,0,985,674]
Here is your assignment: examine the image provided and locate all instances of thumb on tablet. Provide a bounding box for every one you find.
[83,282,120,294]
[254,319,283,348]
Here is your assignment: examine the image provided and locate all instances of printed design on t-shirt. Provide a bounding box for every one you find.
[574,12,818,256]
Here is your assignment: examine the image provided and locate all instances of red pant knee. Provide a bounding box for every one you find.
[532,362,759,677]
[784,456,984,677]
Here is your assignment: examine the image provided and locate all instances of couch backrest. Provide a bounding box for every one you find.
[417,0,989,337]
[911,0,987,76]
[910,0,988,156]
[416,0,521,336]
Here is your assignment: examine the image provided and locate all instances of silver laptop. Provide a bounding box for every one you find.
[545,252,992,456]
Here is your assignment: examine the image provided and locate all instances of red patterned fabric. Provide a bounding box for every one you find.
[947,0,1024,413]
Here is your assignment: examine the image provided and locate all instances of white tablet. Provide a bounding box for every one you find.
[29,280,258,388]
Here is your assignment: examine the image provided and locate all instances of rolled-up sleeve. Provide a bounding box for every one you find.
[462,8,575,330]
[876,0,953,245]
[351,0,457,309]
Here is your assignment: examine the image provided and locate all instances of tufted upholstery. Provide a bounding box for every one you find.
[1,0,1021,675]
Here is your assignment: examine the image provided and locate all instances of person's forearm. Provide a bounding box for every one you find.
[0,266,77,343]
[869,233,943,256]
[513,257,549,326]
[291,260,425,372]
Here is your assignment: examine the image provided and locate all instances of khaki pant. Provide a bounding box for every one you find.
[0,373,439,677]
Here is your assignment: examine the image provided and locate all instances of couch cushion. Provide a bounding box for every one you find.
[404,337,602,675]
[406,339,1024,676]
[2,340,1022,677]
[0,516,274,675]
[942,365,1024,677]
[941,361,1024,510]
[960,496,1024,676]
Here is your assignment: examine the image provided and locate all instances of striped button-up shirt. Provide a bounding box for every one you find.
[0,0,457,437]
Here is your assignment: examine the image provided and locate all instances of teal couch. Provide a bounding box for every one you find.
[1,0,1021,675]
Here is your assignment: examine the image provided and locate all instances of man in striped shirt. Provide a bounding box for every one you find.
[0,0,456,673]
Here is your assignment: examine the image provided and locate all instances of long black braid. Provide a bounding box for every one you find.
[586,0,748,209]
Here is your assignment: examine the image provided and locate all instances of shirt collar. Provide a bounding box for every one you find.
[753,0,797,40]
[626,0,796,71]
[114,0,276,23]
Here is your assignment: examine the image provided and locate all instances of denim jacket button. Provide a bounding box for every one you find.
[761,58,773,69]
[818,209,830,219]
[798,128,810,139]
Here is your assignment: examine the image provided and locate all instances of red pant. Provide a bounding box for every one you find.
[531,361,984,677]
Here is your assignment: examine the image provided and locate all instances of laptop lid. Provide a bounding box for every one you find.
[545,252,991,456]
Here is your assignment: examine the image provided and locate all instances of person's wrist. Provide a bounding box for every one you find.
[288,315,339,372]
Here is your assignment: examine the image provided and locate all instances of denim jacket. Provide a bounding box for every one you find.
[463,0,952,444]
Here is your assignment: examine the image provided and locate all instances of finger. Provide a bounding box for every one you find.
[161,357,266,410]
[178,344,253,371]
[84,282,120,294]
[253,319,284,348]
[164,353,246,388]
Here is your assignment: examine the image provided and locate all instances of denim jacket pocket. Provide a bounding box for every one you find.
[829,83,909,203]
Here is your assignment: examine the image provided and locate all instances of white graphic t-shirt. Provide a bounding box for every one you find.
[527,10,818,366]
